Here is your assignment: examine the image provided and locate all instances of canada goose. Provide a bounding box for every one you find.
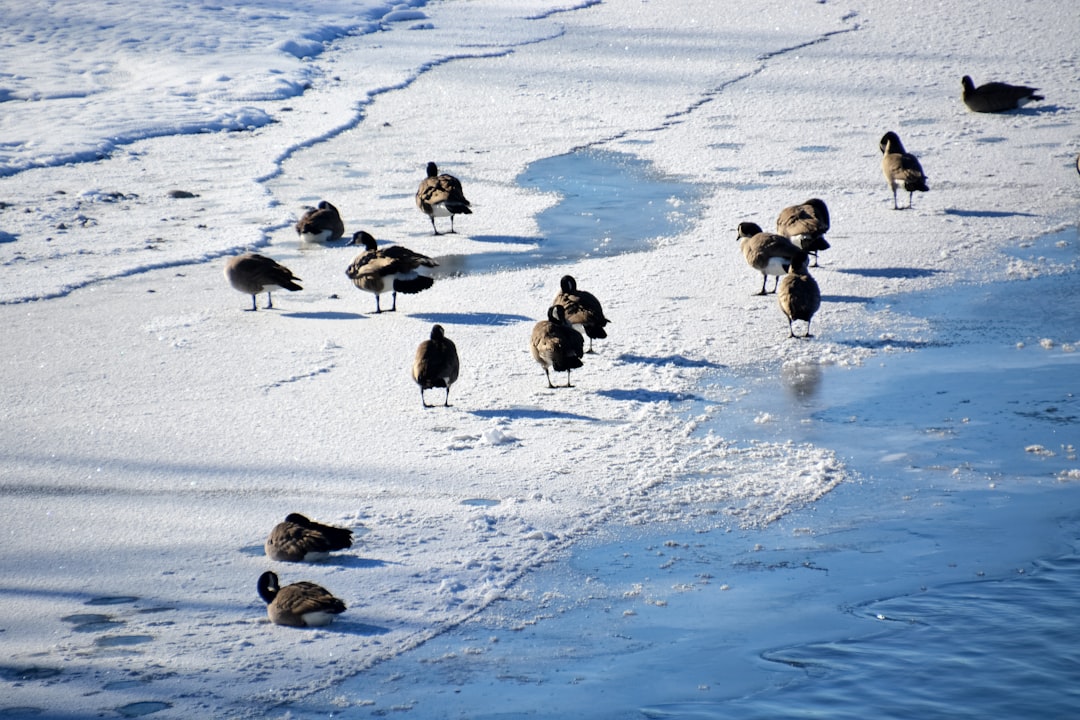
[295,200,345,244]
[552,275,610,353]
[961,75,1044,113]
[223,253,303,310]
[265,513,354,563]
[777,251,821,339]
[879,131,929,210]
[256,571,346,628]
[345,231,437,313]
[737,222,803,295]
[412,324,460,407]
[416,162,472,235]
[776,199,831,267]
[530,305,585,388]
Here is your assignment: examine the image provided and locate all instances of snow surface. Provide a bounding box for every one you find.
[1,0,1078,717]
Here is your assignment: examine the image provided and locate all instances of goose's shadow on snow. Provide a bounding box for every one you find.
[833,267,943,279]
[822,294,873,304]
[833,338,951,350]
[238,545,394,568]
[617,353,725,369]
[411,311,533,326]
[596,388,701,403]
[943,208,1038,219]
[471,407,598,422]
[281,310,366,320]
[1009,103,1068,116]
[321,620,392,637]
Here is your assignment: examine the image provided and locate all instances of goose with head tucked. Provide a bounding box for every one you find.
[264,513,354,563]
[737,222,803,295]
[416,162,472,235]
[223,253,303,310]
[413,324,460,408]
[879,131,929,210]
[530,305,585,388]
[961,75,1044,113]
[777,251,821,339]
[552,275,610,353]
[295,200,345,244]
[775,198,830,267]
[257,571,346,627]
[345,231,437,313]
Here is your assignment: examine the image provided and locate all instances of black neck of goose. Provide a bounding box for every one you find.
[257,572,279,604]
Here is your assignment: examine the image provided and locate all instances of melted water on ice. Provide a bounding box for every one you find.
[434,149,705,276]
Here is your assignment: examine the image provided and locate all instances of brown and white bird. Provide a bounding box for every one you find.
[345,231,437,313]
[295,200,345,244]
[961,75,1044,113]
[412,324,460,408]
[777,251,821,339]
[415,162,472,235]
[737,222,803,295]
[776,199,831,267]
[264,513,354,563]
[879,131,929,210]
[256,571,346,628]
[223,253,303,310]
[552,275,610,353]
[530,305,585,388]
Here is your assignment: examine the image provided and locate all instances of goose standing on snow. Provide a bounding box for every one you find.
[412,324,460,407]
[777,251,821,339]
[879,131,929,210]
[416,162,472,235]
[295,200,345,244]
[961,75,1044,113]
[264,513,354,563]
[256,571,346,627]
[737,222,803,295]
[223,253,303,310]
[552,275,610,353]
[345,231,437,313]
[530,305,585,388]
[775,198,831,267]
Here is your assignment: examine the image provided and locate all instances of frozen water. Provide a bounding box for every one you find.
[2,0,1079,716]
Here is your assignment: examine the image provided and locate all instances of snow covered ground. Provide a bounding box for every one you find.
[1,0,1078,717]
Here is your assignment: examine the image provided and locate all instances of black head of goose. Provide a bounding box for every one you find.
[257,571,346,628]
[736,222,802,295]
[775,199,831,267]
[412,324,460,408]
[879,131,929,210]
[295,200,345,244]
[552,275,610,353]
[223,253,303,311]
[961,75,1044,113]
[530,304,585,388]
[416,161,472,235]
[345,231,438,313]
[777,251,821,339]
[264,513,354,562]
